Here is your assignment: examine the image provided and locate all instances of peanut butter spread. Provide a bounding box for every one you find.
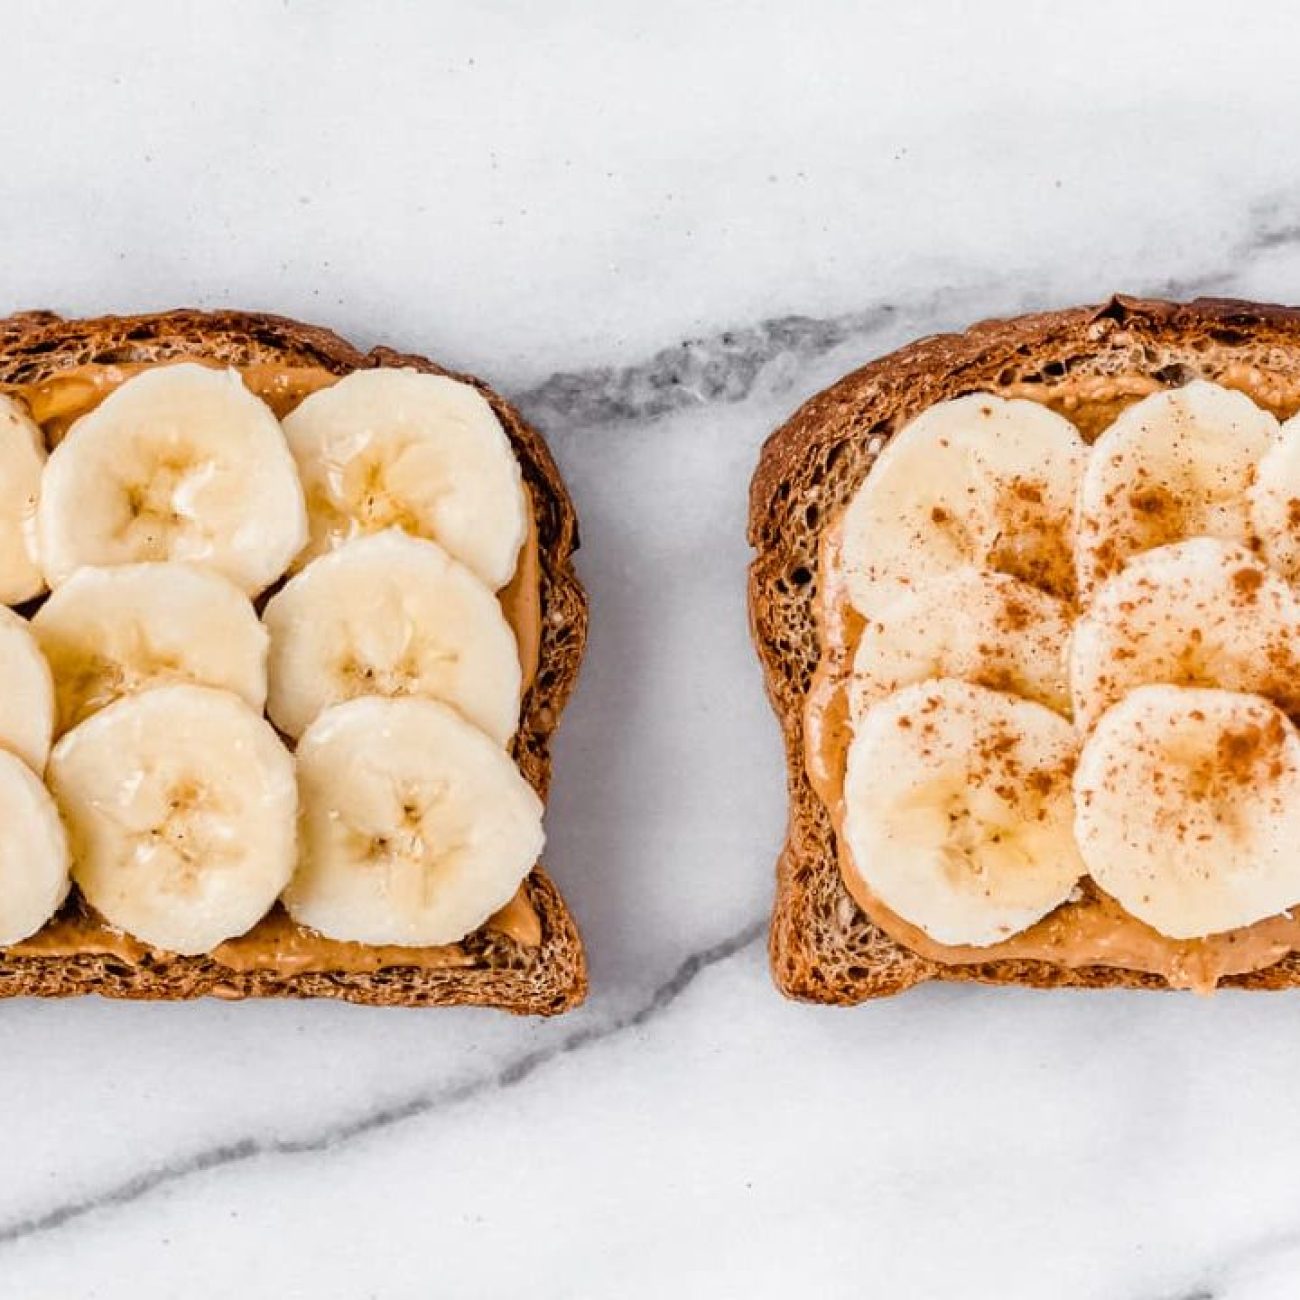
[12,903,481,974]
[807,377,1300,992]
[1002,363,1300,440]
[3,359,545,972]
[9,361,339,441]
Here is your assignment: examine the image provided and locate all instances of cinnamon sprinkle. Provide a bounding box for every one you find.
[1231,566,1265,600]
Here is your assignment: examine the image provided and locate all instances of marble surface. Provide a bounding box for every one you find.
[6,2,1300,1296]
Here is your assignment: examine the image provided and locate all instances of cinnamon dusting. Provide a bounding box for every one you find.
[806,373,1300,990]
[1231,566,1265,600]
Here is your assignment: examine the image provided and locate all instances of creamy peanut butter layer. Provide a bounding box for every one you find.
[3,361,545,966]
[808,375,1300,989]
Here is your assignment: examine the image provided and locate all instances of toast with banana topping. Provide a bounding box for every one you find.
[0,309,587,1015]
[750,296,1300,1001]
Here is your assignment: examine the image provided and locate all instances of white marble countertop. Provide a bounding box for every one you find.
[6,3,1300,1296]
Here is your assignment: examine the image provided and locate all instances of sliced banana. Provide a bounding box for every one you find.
[1250,409,1300,585]
[842,679,1085,946]
[285,696,544,947]
[37,363,308,595]
[47,684,297,955]
[0,749,70,945]
[263,530,520,743]
[283,368,526,590]
[838,394,1086,620]
[1070,539,1300,732]
[850,569,1071,718]
[31,562,268,736]
[0,606,54,773]
[1075,381,1276,600]
[1075,685,1300,939]
[0,395,46,605]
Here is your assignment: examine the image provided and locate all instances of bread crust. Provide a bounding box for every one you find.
[749,295,1300,1002]
[0,309,588,1014]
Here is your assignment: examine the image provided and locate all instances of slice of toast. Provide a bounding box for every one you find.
[749,295,1300,1002]
[0,309,588,1014]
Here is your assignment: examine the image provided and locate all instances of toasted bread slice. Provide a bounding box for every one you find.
[0,309,588,1014]
[749,295,1300,1002]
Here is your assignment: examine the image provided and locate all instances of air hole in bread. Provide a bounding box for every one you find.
[1152,362,1198,386]
[1211,328,1250,347]
[1094,297,1131,324]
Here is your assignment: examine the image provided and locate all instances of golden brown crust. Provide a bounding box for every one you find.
[750,294,1300,1002]
[0,309,588,1015]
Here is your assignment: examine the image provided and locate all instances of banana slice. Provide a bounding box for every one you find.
[1250,410,1300,585]
[47,684,297,955]
[1075,685,1300,939]
[838,394,1086,620]
[1070,539,1300,732]
[283,369,526,590]
[1075,381,1276,600]
[31,562,268,736]
[263,530,520,743]
[850,569,1071,718]
[285,696,544,947]
[842,679,1085,946]
[0,395,46,605]
[0,606,54,772]
[0,749,70,945]
[37,363,308,595]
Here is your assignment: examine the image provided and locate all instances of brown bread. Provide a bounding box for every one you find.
[749,295,1300,1001]
[0,309,588,1014]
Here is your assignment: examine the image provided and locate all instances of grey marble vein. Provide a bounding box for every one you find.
[1149,1223,1300,1300]
[515,305,899,431]
[1146,270,1239,302]
[1243,202,1300,255]
[1153,202,1300,302]
[5,194,1300,1280]
[0,919,765,1253]
[510,191,1300,436]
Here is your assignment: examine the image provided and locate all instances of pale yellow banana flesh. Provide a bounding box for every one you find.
[0,396,46,606]
[843,680,1085,947]
[285,696,543,947]
[838,393,1086,621]
[282,369,527,591]
[1250,410,1300,586]
[0,748,69,945]
[0,605,54,773]
[1075,686,1300,939]
[262,529,520,744]
[1075,381,1277,599]
[36,364,308,595]
[0,357,552,958]
[851,568,1071,719]
[48,685,297,955]
[1069,538,1300,732]
[32,562,268,736]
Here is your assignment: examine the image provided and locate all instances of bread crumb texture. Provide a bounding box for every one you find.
[0,310,589,1014]
[750,295,1300,1001]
